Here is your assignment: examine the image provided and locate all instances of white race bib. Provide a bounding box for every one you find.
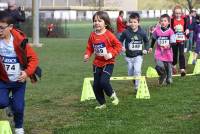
[158,37,170,47]
[2,57,20,75]
[176,32,185,41]
[93,43,107,56]
[128,40,143,51]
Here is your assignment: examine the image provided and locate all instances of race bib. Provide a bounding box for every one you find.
[129,40,143,51]
[175,32,185,41]
[158,37,170,47]
[93,43,107,56]
[2,57,20,75]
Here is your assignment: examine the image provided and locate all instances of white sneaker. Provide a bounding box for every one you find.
[95,104,106,109]
[110,92,119,105]
[15,128,24,134]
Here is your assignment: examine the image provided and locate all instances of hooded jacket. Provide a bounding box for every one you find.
[0,28,39,82]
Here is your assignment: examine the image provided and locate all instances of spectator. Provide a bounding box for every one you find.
[116,10,127,39]
[5,0,25,29]
[46,23,57,37]
[185,9,197,52]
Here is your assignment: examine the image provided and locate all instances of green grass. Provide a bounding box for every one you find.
[0,21,200,134]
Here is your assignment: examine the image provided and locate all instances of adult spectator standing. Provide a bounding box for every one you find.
[5,0,25,30]
[185,9,197,52]
[116,10,127,39]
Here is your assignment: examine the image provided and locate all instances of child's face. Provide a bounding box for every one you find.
[174,8,182,19]
[93,15,106,33]
[0,22,12,39]
[129,18,139,31]
[160,17,169,28]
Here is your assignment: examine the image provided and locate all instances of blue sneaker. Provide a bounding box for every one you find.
[192,59,196,65]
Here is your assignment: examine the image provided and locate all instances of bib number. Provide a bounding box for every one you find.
[2,57,20,75]
[94,43,107,56]
[129,41,142,51]
[4,63,20,74]
[176,32,185,41]
[158,37,170,47]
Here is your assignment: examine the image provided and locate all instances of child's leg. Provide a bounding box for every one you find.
[155,60,167,84]
[93,66,105,105]
[100,64,114,97]
[0,81,9,109]
[133,56,143,90]
[178,42,186,70]
[11,82,26,129]
[172,44,178,67]
[125,57,134,76]
[164,62,173,84]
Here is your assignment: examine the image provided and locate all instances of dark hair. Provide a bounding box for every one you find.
[129,12,140,22]
[160,14,170,22]
[0,11,13,25]
[92,11,114,33]
[119,10,124,15]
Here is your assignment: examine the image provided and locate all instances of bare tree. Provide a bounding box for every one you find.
[170,0,200,12]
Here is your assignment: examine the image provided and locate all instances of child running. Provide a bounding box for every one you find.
[119,12,150,92]
[149,14,176,85]
[171,5,188,76]
[0,11,39,134]
[84,11,122,109]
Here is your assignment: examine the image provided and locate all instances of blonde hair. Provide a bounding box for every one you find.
[172,5,183,17]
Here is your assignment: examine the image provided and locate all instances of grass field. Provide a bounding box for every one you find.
[0,20,200,134]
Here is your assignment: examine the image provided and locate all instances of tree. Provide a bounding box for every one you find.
[170,0,200,12]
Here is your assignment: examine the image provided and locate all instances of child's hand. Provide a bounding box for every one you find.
[185,29,189,35]
[122,46,126,52]
[148,48,153,53]
[84,55,89,62]
[18,71,27,82]
[104,53,112,60]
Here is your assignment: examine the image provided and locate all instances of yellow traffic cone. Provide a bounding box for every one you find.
[136,77,150,99]
[193,59,200,75]
[146,66,159,78]
[81,78,96,101]
[0,121,12,134]
[188,51,193,65]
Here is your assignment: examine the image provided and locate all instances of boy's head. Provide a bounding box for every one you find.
[0,11,13,39]
[119,10,124,16]
[160,14,170,28]
[128,12,140,31]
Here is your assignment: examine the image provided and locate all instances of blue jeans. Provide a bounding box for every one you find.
[125,56,143,89]
[93,64,114,105]
[0,81,26,128]
[186,31,194,51]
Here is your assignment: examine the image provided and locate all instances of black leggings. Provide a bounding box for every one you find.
[93,64,114,105]
[172,42,186,69]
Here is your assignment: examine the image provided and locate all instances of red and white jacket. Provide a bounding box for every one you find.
[85,30,122,67]
[0,28,39,82]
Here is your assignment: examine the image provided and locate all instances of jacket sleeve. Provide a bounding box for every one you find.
[109,33,122,57]
[24,44,39,76]
[142,32,150,50]
[84,34,94,57]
